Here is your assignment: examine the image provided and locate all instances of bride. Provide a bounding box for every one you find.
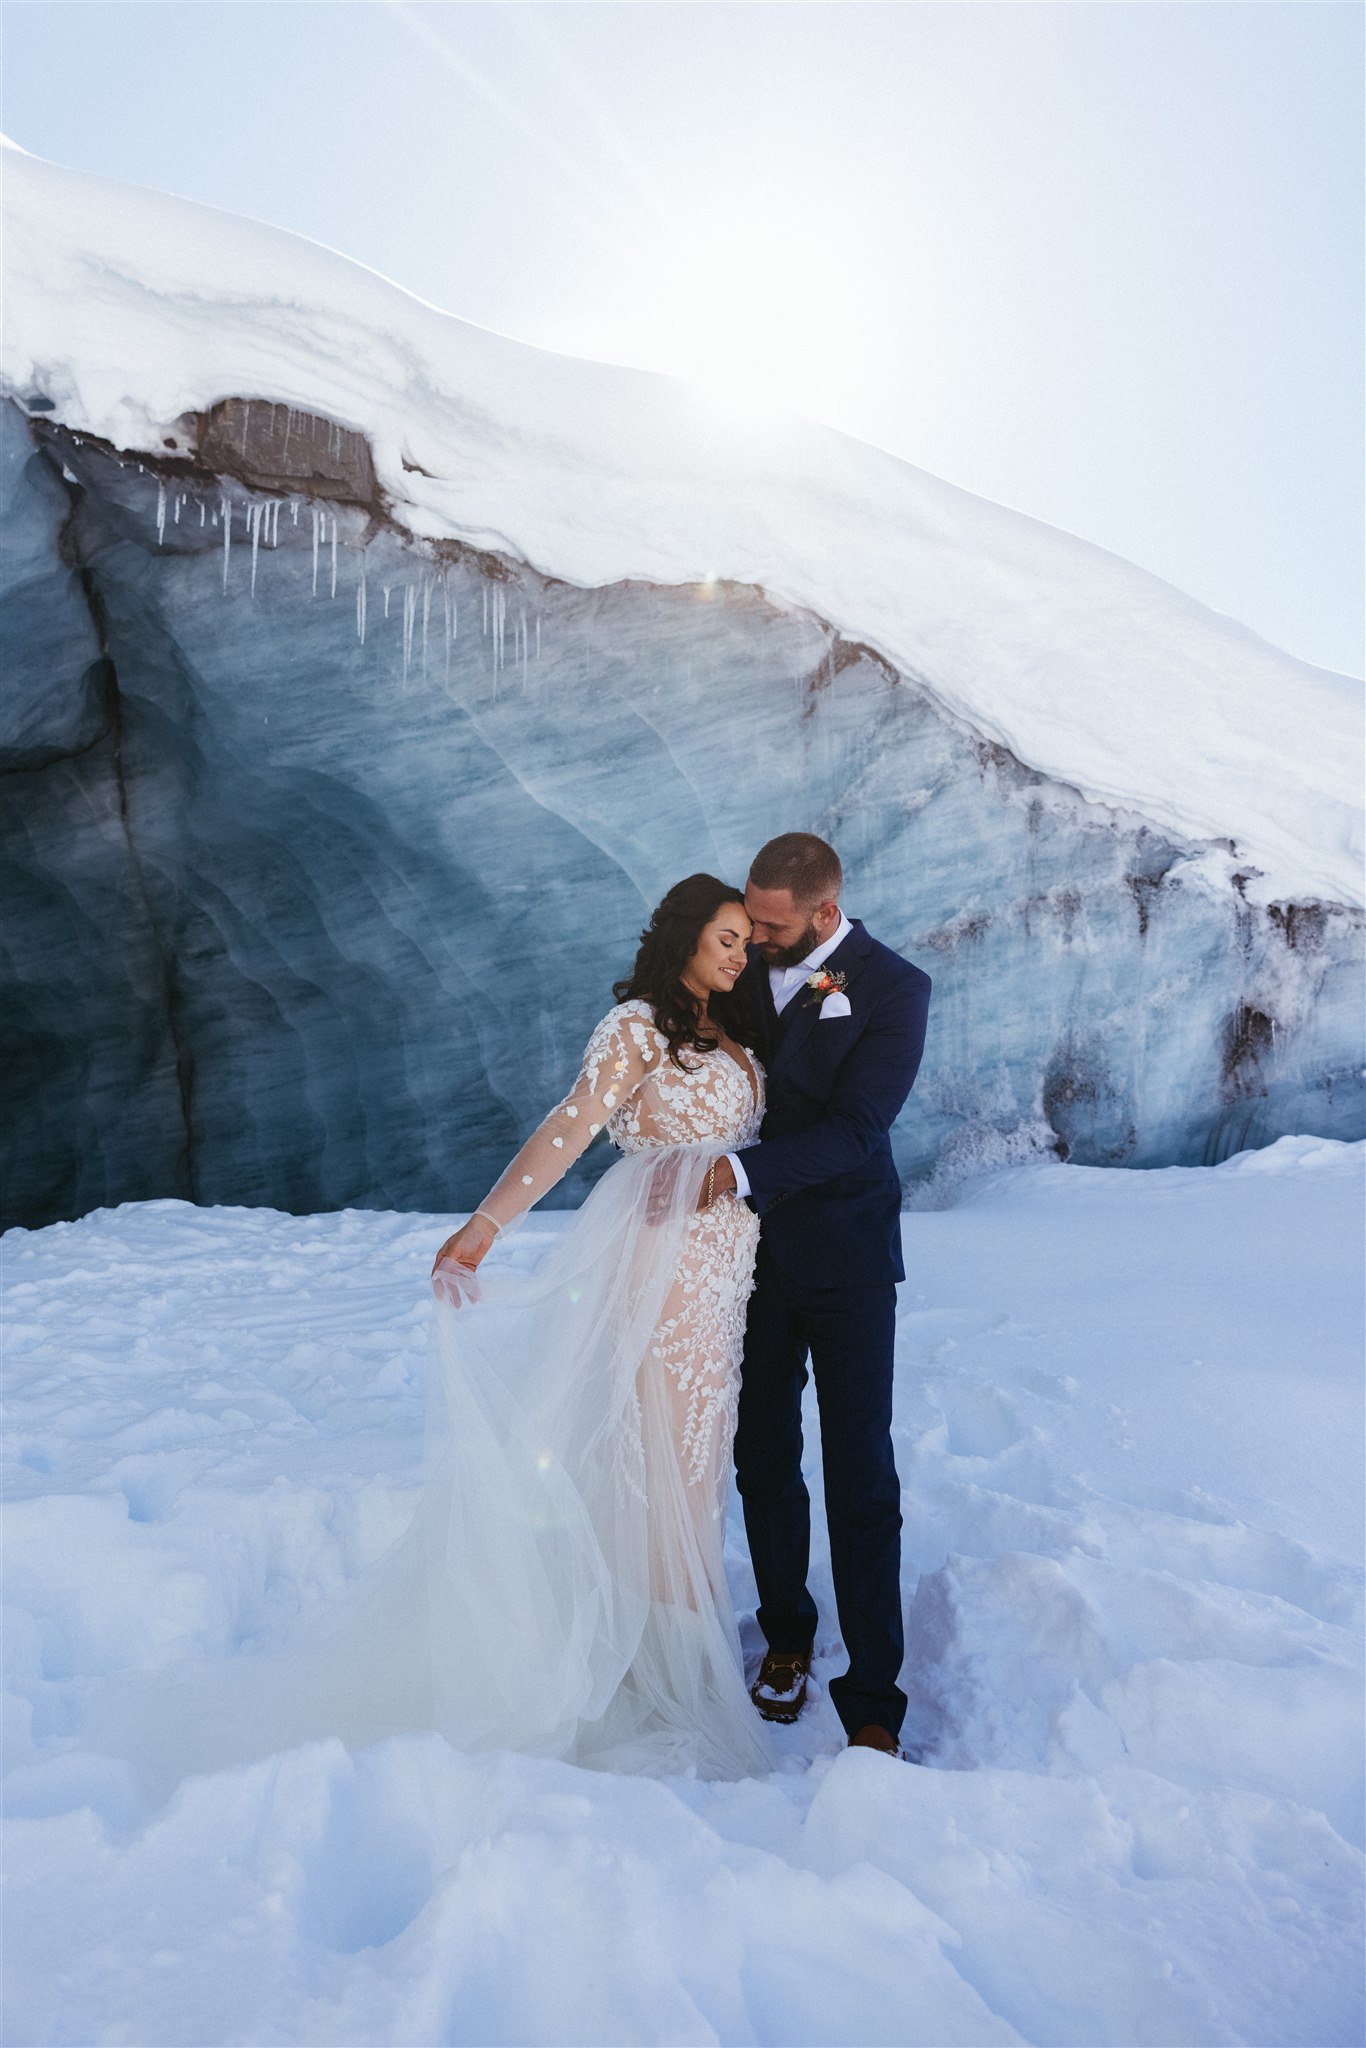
[76,874,775,1790]
[424,870,772,1777]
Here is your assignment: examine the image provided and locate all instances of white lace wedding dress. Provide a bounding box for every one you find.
[75,1001,775,1791]
[440,999,772,1772]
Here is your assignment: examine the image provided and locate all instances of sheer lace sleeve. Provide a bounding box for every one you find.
[474,1004,661,1233]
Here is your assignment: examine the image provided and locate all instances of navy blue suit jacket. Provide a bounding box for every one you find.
[735,920,931,1289]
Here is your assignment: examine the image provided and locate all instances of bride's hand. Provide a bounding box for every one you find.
[695,1155,737,1211]
[431,1214,498,1304]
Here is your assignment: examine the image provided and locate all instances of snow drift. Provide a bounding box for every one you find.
[4,1139,1362,2043]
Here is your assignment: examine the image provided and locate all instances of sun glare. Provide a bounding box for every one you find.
[615,186,880,429]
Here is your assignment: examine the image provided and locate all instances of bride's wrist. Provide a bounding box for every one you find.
[471,1208,502,1237]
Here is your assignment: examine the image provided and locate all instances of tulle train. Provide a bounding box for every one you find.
[72,1144,773,1795]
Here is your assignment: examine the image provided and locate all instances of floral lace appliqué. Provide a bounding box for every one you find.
[477,999,765,1508]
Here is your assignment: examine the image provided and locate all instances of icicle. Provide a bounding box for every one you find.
[249,500,262,597]
[155,479,166,547]
[483,584,488,636]
[173,492,182,526]
[383,583,391,619]
[402,582,417,679]
[221,492,232,592]
[356,570,367,645]
[330,515,339,599]
[421,577,431,671]
[311,505,320,596]
[535,615,541,662]
[291,498,299,525]
[521,606,528,686]
[200,501,207,527]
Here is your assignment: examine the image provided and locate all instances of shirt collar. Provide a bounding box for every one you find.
[776,910,852,980]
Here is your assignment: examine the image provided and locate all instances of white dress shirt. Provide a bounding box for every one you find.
[725,912,852,1200]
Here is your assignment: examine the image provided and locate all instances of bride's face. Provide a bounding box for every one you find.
[683,903,753,999]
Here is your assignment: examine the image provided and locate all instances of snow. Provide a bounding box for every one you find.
[1,133,1361,910]
[4,1136,1362,2045]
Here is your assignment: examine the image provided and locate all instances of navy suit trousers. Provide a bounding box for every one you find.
[733,1238,906,1740]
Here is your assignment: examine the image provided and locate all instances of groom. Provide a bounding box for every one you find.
[701,833,932,1758]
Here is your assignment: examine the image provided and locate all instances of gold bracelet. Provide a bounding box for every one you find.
[705,1162,716,1209]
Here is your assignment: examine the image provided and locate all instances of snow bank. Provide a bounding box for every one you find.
[1,135,1360,907]
[4,1138,1362,2044]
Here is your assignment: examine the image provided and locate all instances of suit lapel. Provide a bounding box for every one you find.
[768,920,874,1078]
[739,949,779,1065]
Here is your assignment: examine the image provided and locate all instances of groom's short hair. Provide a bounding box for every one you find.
[749,833,842,907]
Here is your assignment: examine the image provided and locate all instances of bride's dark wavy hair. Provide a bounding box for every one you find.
[613,873,757,1071]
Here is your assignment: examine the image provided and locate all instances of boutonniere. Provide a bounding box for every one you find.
[804,968,847,1002]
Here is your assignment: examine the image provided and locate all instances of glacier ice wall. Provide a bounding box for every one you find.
[3,395,1362,1230]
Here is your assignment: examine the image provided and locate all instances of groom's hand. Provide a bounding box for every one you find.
[696,1156,738,1211]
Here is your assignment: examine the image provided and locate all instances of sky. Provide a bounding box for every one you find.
[3,1,1362,678]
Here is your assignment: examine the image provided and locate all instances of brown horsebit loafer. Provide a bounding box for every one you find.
[749,1648,812,1723]
[849,1723,907,1758]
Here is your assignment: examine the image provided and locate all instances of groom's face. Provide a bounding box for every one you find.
[744,883,838,968]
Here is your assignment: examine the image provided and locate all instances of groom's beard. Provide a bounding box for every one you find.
[758,917,823,970]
